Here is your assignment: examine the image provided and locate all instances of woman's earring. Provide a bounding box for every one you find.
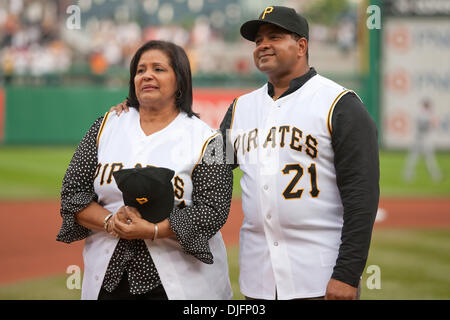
[175,90,182,99]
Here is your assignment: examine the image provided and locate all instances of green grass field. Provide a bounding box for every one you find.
[231,151,450,197]
[0,146,77,199]
[0,147,449,299]
[1,147,449,200]
[1,229,449,300]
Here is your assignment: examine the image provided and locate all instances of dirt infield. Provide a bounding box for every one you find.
[0,198,449,285]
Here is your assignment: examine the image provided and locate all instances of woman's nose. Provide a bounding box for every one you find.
[141,71,154,80]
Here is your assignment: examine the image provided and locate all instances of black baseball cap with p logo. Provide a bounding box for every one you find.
[113,166,175,223]
[240,6,309,42]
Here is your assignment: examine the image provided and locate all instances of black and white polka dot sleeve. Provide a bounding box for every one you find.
[56,116,103,244]
[169,134,233,264]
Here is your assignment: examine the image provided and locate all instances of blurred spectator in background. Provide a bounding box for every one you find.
[1,49,14,84]
[0,0,357,85]
[336,15,356,54]
[404,99,443,182]
[89,51,108,74]
[0,0,71,84]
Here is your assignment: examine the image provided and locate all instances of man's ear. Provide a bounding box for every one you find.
[298,38,308,59]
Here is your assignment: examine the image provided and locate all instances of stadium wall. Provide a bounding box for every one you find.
[2,86,127,144]
[0,86,253,145]
[0,74,373,145]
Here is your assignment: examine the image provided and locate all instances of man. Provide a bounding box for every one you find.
[220,6,379,300]
[403,98,442,182]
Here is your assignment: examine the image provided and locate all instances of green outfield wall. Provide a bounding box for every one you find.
[1,77,375,145]
[2,86,127,144]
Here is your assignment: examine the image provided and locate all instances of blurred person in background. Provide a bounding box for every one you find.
[336,16,356,55]
[0,49,14,84]
[404,98,443,182]
[57,40,233,300]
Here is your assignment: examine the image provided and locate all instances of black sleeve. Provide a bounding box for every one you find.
[56,116,104,243]
[330,92,380,287]
[219,99,239,169]
[168,134,233,264]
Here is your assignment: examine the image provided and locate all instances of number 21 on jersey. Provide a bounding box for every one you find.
[282,163,320,199]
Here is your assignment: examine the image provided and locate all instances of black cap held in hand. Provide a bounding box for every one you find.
[113,166,175,223]
[240,5,309,42]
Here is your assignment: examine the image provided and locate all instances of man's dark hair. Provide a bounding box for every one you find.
[127,40,197,117]
[291,33,309,60]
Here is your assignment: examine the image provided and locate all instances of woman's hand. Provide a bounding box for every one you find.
[110,206,153,240]
[109,100,129,116]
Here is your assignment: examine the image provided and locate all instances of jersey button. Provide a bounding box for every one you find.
[263,185,268,190]
[266,214,271,220]
[274,242,279,246]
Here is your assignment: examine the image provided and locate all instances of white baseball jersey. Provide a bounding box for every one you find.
[230,74,353,299]
[81,108,232,300]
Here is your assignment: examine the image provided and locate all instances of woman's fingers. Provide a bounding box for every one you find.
[115,206,130,224]
[113,215,130,234]
[108,218,119,238]
[125,206,142,220]
[109,206,149,240]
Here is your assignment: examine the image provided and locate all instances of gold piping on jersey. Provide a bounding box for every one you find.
[191,131,221,177]
[327,89,351,136]
[229,97,239,131]
[96,111,110,146]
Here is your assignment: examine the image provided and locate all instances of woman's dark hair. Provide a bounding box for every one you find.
[127,40,197,117]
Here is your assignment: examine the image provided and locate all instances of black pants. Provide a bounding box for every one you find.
[98,273,168,300]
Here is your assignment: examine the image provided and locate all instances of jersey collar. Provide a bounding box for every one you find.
[267,67,317,100]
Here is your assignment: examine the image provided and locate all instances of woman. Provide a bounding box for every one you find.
[57,40,233,300]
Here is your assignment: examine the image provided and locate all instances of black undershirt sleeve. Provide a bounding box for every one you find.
[219,101,235,140]
[219,100,239,169]
[330,92,380,287]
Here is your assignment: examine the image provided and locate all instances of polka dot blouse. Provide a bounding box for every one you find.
[57,116,233,296]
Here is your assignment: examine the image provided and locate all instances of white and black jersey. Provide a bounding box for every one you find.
[58,109,233,300]
[220,67,379,299]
